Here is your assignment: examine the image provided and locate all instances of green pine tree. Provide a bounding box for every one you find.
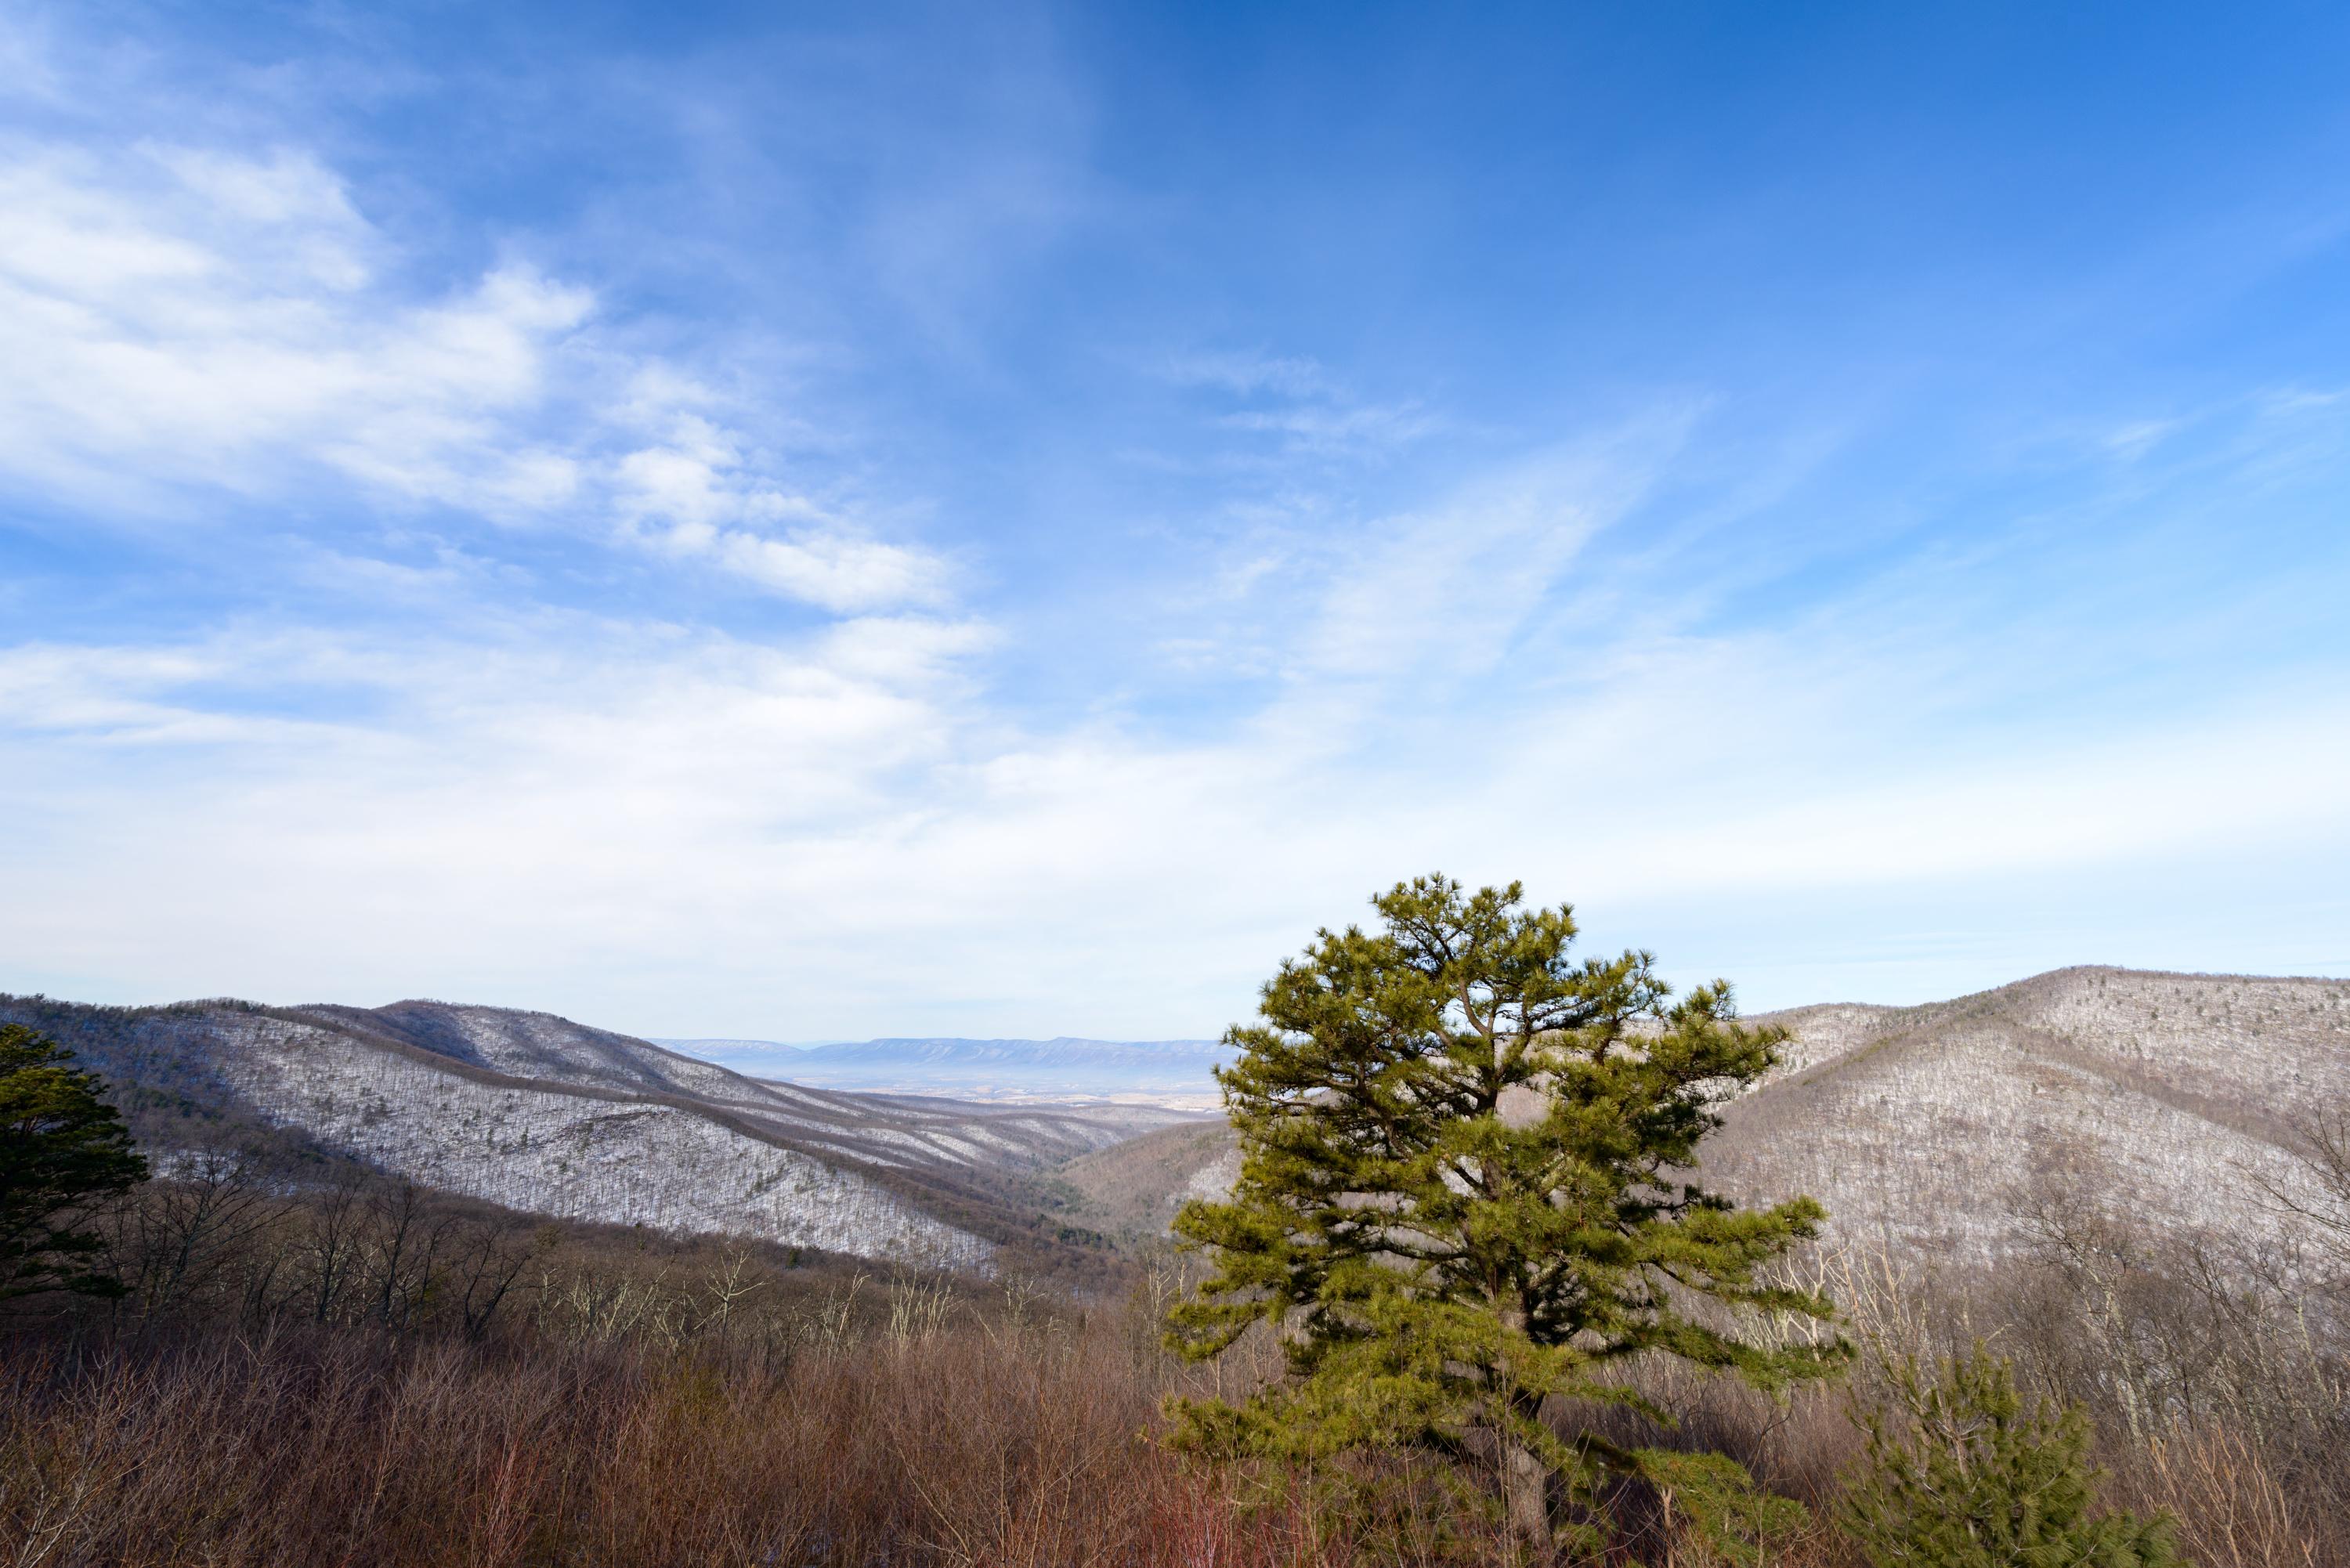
[1838,1347,2179,1567]
[0,1023,150,1302]
[1164,876,1846,1556]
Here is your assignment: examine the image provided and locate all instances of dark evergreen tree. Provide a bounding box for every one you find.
[0,1023,149,1301]
[1840,1347,2179,1568]
[1165,876,1845,1556]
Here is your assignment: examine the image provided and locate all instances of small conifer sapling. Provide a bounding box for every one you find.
[1840,1346,2179,1567]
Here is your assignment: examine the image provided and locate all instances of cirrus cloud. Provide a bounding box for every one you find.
[0,136,948,612]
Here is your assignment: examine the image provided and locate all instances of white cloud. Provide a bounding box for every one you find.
[0,146,589,508]
[710,530,949,612]
[5,545,2344,1041]
[0,137,947,611]
[1292,432,1676,686]
[2,98,2343,1041]
[611,417,953,612]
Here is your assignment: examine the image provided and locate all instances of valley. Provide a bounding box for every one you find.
[0,994,1193,1274]
[650,1033,1230,1107]
[8,962,2348,1566]
[11,963,2345,1281]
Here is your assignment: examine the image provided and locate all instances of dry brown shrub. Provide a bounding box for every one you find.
[6,1172,2348,1566]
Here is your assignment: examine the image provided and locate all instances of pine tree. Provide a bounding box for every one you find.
[1165,876,1845,1555]
[0,1024,150,1302]
[1839,1347,2179,1568]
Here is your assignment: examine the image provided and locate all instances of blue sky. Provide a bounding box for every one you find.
[2,1,2346,1039]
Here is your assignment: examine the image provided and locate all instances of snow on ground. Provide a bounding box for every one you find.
[1712,968,2350,1268]
[219,1013,993,1269]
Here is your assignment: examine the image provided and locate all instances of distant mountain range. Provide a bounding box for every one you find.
[649,1035,1231,1105]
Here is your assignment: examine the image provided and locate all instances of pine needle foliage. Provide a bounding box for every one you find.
[0,1024,149,1301]
[1163,875,1846,1552]
[1840,1347,2180,1567]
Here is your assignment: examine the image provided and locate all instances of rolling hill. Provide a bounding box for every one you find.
[0,994,1195,1274]
[1050,966,2350,1264]
[1708,965,2349,1262]
[19,965,2341,1279]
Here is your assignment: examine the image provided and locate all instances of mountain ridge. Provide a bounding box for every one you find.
[1050,964,2350,1262]
[16,964,2342,1277]
[0,993,1196,1277]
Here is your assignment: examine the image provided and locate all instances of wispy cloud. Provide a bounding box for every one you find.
[1290,417,1688,686]
[1219,400,1438,457]
[12,559,2339,1036]
[0,136,948,612]
[3,2,2348,1039]
[1162,350,1335,399]
[1162,347,1437,463]
[0,144,575,504]
[612,414,951,612]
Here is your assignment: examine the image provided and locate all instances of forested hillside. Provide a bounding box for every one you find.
[0,995,1189,1275]
[5,964,2348,1563]
[1711,966,2349,1262]
[1054,966,2350,1266]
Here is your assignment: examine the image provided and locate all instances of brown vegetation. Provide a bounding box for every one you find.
[7,963,2348,1563]
[2,1159,2345,1566]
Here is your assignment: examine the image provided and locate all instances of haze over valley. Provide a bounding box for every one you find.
[653,1034,1231,1106]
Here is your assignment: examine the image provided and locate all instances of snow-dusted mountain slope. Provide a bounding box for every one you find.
[654,1034,1231,1106]
[1712,966,2350,1263]
[1050,967,2350,1266]
[0,995,1198,1273]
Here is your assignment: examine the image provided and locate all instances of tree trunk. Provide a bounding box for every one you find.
[1503,1437,1550,1559]
[1495,1299,1549,1558]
